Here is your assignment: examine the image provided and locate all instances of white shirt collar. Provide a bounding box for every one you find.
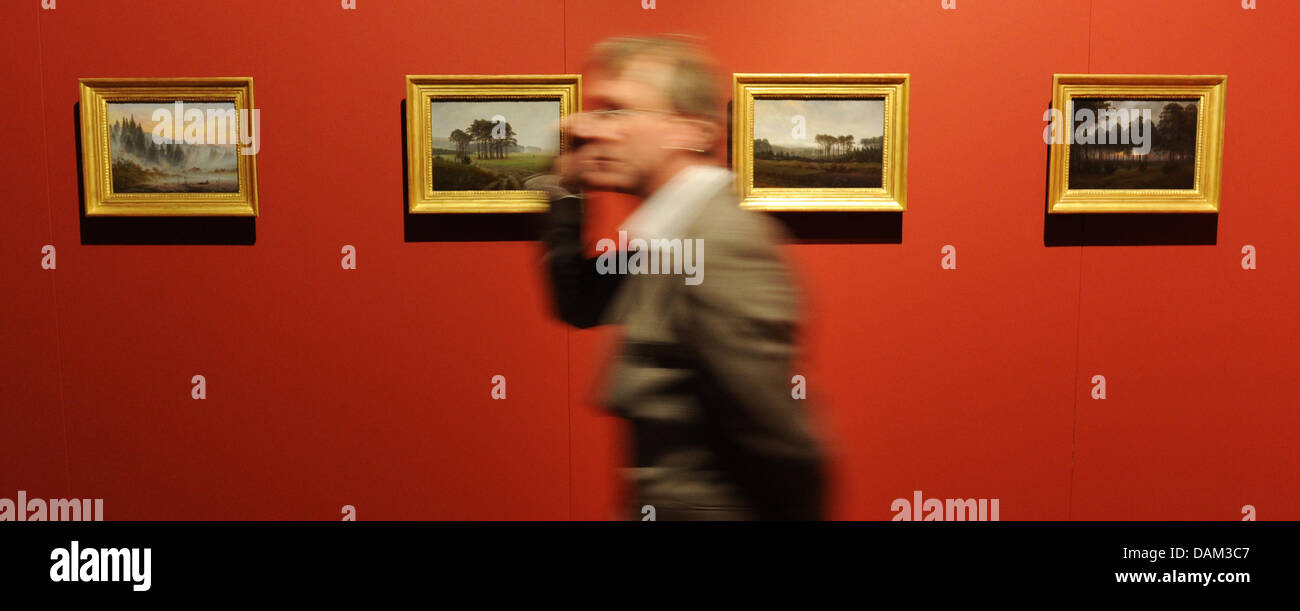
[620,164,734,240]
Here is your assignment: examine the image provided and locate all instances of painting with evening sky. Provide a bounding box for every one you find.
[752,98,885,189]
[1068,98,1199,190]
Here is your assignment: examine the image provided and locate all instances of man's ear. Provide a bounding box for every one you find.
[692,119,722,154]
[666,117,721,153]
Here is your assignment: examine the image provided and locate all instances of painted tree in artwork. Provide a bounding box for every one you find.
[468,119,494,159]
[814,134,832,158]
[463,119,519,159]
[1070,99,1113,165]
[1156,102,1198,162]
[449,129,471,159]
[490,122,518,159]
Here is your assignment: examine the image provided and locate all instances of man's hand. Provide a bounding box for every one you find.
[524,172,579,202]
[525,114,590,199]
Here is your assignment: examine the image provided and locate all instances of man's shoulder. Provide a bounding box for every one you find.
[680,184,800,321]
[689,183,792,260]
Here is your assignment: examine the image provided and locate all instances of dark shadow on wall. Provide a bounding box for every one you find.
[401,99,544,242]
[769,211,903,244]
[1040,102,1218,247]
[75,103,256,246]
[726,101,904,245]
[1044,213,1218,247]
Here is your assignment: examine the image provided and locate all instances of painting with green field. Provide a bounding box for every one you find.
[752,98,885,189]
[1069,99,1199,190]
[431,99,560,191]
[108,101,239,194]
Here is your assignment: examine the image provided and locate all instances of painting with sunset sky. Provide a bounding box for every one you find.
[752,98,885,189]
[107,101,239,194]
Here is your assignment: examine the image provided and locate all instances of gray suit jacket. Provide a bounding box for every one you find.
[542,180,827,520]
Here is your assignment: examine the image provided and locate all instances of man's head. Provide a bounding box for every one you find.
[564,35,723,197]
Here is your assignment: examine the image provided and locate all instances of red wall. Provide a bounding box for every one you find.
[2,0,1296,520]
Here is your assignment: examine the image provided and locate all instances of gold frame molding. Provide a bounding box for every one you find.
[78,77,259,217]
[1047,74,1227,214]
[405,74,581,213]
[732,73,909,212]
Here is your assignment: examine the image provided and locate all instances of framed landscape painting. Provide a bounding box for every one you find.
[1047,74,1226,213]
[405,75,581,213]
[732,73,909,211]
[78,77,259,216]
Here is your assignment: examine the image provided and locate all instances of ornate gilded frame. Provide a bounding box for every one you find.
[78,77,259,217]
[732,73,909,211]
[1047,74,1227,213]
[404,75,581,213]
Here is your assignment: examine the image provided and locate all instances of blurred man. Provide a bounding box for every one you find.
[528,35,826,520]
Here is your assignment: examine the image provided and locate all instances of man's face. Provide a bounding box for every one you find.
[567,58,689,194]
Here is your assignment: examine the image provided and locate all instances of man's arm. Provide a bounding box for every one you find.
[532,178,624,329]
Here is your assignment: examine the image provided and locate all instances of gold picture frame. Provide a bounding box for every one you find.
[78,77,259,217]
[732,73,909,211]
[405,74,581,213]
[1047,74,1227,213]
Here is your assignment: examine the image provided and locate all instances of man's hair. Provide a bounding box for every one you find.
[588,34,722,121]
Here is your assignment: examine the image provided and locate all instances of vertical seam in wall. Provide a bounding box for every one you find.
[1067,0,1095,522]
[34,4,74,500]
[1068,226,1085,522]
